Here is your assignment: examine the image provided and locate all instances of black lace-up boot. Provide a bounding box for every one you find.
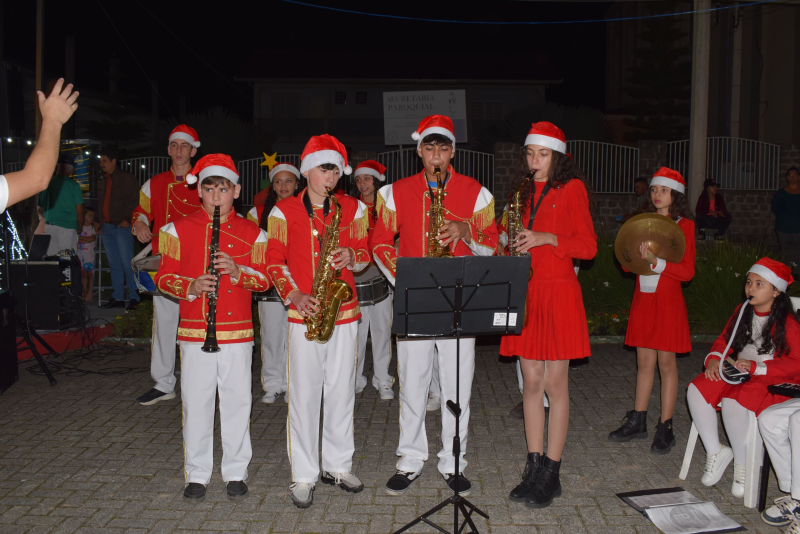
[525,456,562,508]
[509,452,542,502]
[651,418,676,454]
[608,410,648,442]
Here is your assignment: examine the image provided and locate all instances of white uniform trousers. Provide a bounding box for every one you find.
[356,294,394,391]
[396,336,475,475]
[759,398,800,498]
[258,300,288,393]
[287,321,358,483]
[152,294,180,394]
[180,343,253,485]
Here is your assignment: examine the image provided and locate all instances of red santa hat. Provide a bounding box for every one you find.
[300,134,351,176]
[748,257,795,292]
[650,167,686,194]
[168,124,201,148]
[352,160,387,182]
[269,162,300,181]
[185,154,239,185]
[524,122,566,154]
[411,115,456,148]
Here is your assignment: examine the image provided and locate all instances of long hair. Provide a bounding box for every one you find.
[259,178,299,233]
[641,188,694,221]
[728,292,799,358]
[506,148,594,214]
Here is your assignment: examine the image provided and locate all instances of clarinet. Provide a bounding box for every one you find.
[201,205,221,353]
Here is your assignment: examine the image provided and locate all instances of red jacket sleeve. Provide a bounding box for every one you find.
[153,224,195,300]
[372,186,398,285]
[661,219,696,282]
[552,180,597,261]
[347,203,371,272]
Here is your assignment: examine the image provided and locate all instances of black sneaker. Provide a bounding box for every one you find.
[137,388,177,405]
[100,298,125,309]
[226,480,248,501]
[385,470,421,495]
[183,483,206,503]
[442,473,472,496]
[608,410,648,442]
[125,300,140,312]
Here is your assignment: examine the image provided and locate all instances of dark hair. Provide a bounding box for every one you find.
[84,207,95,213]
[351,173,379,223]
[787,166,799,177]
[200,175,235,188]
[421,133,453,147]
[634,177,648,186]
[507,148,594,215]
[319,163,338,171]
[641,186,694,221]
[100,148,119,162]
[728,291,799,358]
[259,178,299,233]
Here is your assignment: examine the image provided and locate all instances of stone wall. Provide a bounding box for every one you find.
[492,142,520,216]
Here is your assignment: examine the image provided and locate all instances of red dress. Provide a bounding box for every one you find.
[624,217,695,353]
[689,306,800,415]
[499,179,597,360]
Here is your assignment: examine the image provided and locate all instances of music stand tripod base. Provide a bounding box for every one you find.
[391,256,529,534]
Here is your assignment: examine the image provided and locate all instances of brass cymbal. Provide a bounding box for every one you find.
[614,213,686,276]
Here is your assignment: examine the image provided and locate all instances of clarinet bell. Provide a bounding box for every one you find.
[720,357,751,385]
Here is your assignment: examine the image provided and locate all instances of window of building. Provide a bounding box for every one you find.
[335,91,347,105]
[356,91,367,105]
[273,91,300,118]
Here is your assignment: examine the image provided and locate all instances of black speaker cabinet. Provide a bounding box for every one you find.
[0,289,18,394]
[10,256,82,331]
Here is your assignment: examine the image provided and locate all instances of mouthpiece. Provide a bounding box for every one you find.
[747,295,754,301]
[433,166,441,176]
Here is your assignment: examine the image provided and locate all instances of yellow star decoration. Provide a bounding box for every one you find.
[260,152,278,170]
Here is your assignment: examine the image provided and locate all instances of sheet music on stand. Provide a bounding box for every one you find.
[617,487,744,534]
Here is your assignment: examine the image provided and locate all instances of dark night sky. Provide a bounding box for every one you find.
[3,1,613,119]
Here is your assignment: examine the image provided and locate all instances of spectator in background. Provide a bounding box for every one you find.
[772,167,800,276]
[695,179,732,240]
[97,149,140,312]
[78,207,98,301]
[620,176,650,223]
[37,153,83,255]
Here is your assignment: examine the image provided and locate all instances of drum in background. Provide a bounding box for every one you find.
[254,287,283,302]
[355,276,390,306]
[133,254,161,295]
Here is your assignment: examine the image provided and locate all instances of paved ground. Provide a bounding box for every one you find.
[0,341,787,533]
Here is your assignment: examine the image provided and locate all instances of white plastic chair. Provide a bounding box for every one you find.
[679,412,764,508]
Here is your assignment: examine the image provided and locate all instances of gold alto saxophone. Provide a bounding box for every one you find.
[508,171,534,261]
[426,166,454,258]
[305,189,353,344]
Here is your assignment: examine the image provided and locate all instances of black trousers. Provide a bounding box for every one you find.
[696,213,732,236]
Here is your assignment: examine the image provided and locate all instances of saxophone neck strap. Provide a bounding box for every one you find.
[302,190,330,220]
[527,183,551,231]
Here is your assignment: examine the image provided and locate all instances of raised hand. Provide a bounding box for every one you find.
[37,78,79,125]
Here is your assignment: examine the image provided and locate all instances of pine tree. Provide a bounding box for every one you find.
[622,3,692,142]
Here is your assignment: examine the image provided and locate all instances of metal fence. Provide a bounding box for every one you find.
[667,137,781,190]
[376,148,495,193]
[237,154,301,206]
[566,140,640,193]
[118,157,172,185]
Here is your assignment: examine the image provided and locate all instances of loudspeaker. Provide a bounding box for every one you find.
[0,289,18,394]
[10,256,82,331]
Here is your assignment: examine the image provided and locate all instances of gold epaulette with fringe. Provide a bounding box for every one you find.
[376,192,397,233]
[159,229,180,260]
[267,216,287,246]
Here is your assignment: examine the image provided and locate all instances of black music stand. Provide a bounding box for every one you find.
[392,256,529,534]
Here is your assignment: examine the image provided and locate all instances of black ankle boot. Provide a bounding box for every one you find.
[608,410,648,442]
[509,452,542,502]
[651,418,676,454]
[525,456,562,508]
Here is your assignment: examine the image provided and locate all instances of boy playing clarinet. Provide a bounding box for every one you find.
[155,154,270,504]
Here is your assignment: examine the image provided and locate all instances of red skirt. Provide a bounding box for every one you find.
[690,373,791,416]
[624,275,692,353]
[500,276,591,361]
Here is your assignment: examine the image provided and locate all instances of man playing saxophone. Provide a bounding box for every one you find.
[265,135,370,508]
[154,154,270,504]
[371,115,499,496]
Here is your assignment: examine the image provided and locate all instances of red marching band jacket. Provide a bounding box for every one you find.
[131,169,203,254]
[154,209,270,344]
[370,167,499,284]
[265,190,370,325]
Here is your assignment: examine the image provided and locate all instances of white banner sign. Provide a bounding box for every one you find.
[383,90,467,146]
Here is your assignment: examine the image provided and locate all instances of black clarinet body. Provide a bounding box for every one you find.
[201,206,222,353]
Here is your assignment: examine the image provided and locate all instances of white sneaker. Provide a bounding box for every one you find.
[289,482,314,508]
[321,471,364,493]
[426,393,440,412]
[379,383,394,400]
[731,463,745,498]
[261,391,283,404]
[786,516,800,534]
[762,496,800,527]
[701,445,733,486]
